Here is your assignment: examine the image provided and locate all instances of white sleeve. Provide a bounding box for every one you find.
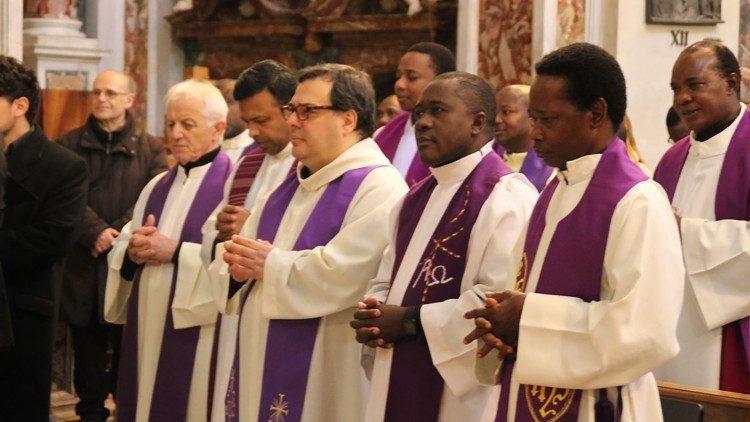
[680,217,750,330]
[103,172,165,324]
[171,241,219,328]
[363,197,405,303]
[261,168,408,319]
[422,178,537,397]
[514,181,684,389]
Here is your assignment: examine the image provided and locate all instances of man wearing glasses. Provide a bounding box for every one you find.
[57,69,167,422]
[208,63,407,421]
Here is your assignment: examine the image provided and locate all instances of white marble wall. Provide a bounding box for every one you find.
[0,0,24,59]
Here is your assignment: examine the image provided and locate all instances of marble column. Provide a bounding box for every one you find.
[0,0,24,59]
[23,0,108,89]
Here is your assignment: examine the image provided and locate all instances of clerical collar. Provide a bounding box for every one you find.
[430,142,493,185]
[689,102,746,159]
[559,154,601,186]
[181,147,220,175]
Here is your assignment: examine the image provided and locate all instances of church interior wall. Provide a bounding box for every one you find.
[614,0,741,168]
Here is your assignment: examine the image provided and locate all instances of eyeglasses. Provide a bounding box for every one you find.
[281,103,338,121]
[90,89,130,99]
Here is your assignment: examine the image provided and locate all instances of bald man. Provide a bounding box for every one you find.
[493,85,553,191]
[58,70,167,421]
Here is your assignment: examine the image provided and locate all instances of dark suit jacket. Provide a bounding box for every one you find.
[57,114,167,324]
[1,127,87,320]
[0,150,11,348]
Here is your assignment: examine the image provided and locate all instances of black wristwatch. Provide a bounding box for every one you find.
[402,305,422,337]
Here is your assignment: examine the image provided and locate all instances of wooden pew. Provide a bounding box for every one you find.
[659,381,750,422]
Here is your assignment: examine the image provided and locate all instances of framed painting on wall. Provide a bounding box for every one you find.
[647,0,723,25]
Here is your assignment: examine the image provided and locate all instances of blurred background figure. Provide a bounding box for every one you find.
[666,105,691,143]
[617,114,651,175]
[214,78,255,164]
[376,94,402,128]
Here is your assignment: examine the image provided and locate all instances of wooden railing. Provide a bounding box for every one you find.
[659,381,750,421]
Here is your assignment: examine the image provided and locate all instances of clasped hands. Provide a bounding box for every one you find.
[463,290,526,360]
[92,227,120,258]
[350,298,408,348]
[222,235,273,282]
[215,205,250,242]
[127,214,178,264]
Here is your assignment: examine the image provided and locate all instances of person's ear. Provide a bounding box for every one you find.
[471,111,487,136]
[341,109,358,133]
[11,97,29,119]
[724,72,740,97]
[589,98,607,130]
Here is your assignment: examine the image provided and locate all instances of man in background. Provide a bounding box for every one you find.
[57,69,167,422]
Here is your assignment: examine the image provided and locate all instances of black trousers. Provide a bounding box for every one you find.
[0,308,54,422]
[70,319,122,421]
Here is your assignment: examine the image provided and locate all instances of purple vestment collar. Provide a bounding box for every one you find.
[492,141,553,192]
[117,152,233,422]
[385,151,512,421]
[495,139,647,422]
[653,109,750,392]
[223,165,380,422]
[375,111,431,187]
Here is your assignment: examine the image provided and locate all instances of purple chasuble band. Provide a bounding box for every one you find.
[496,140,647,422]
[375,111,430,187]
[233,165,381,422]
[492,141,552,192]
[653,110,750,392]
[116,152,233,422]
[384,152,512,422]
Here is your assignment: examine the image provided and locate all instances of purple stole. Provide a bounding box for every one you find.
[653,110,750,393]
[495,140,647,422]
[383,152,512,421]
[375,111,431,187]
[222,165,380,422]
[116,152,233,422]
[492,141,552,192]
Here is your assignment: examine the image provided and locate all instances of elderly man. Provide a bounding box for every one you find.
[0,55,88,421]
[207,64,407,421]
[57,69,167,421]
[351,72,537,421]
[375,42,456,186]
[104,79,233,421]
[653,40,750,393]
[215,78,255,163]
[493,84,553,192]
[464,43,683,421]
[201,60,298,420]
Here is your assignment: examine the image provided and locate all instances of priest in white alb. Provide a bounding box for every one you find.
[207,64,408,422]
[350,72,537,422]
[464,43,684,421]
[199,60,298,420]
[653,40,750,393]
[104,80,234,421]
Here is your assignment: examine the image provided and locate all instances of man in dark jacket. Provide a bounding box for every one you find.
[57,69,167,421]
[0,55,88,421]
[0,151,11,350]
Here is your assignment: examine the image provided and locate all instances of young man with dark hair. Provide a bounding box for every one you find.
[0,55,88,421]
[208,63,407,421]
[351,71,537,421]
[465,43,684,421]
[375,41,456,186]
[201,60,298,420]
[653,40,750,393]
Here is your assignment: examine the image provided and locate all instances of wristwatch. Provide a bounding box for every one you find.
[402,305,422,337]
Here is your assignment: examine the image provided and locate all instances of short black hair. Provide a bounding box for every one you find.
[433,71,496,135]
[407,42,456,75]
[683,40,741,96]
[297,63,376,137]
[666,106,682,127]
[535,42,627,132]
[234,60,297,105]
[0,55,40,124]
